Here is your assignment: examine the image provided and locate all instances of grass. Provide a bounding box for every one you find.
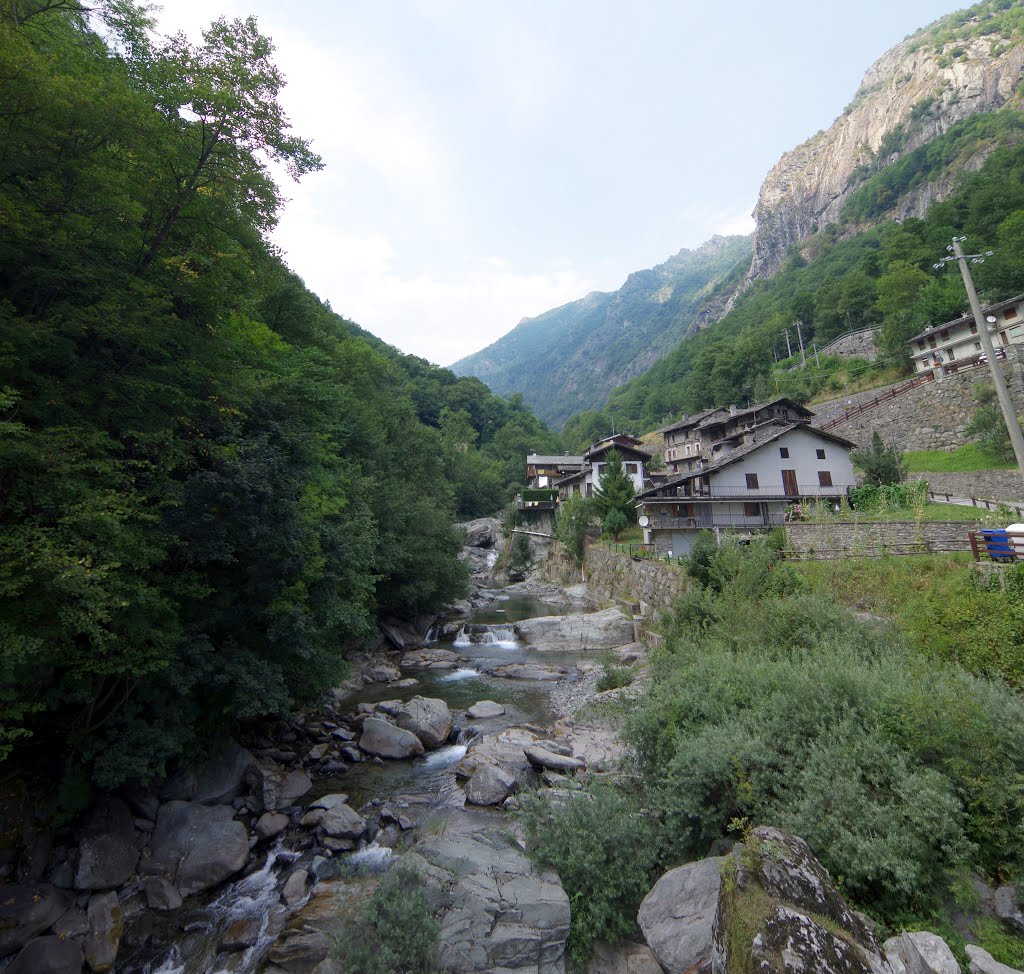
[905,443,1015,473]
[804,364,908,405]
[802,500,989,523]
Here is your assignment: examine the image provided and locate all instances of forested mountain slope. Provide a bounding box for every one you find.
[0,1,554,792]
[452,235,751,428]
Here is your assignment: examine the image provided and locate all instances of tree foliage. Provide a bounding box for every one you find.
[851,431,908,485]
[591,449,637,524]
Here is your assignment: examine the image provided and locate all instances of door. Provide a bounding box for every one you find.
[782,469,798,496]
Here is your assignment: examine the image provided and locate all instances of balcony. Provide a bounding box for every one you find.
[644,512,786,530]
[517,488,559,512]
[643,484,853,502]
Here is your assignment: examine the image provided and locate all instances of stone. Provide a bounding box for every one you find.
[995,886,1024,934]
[589,940,666,973]
[389,678,419,689]
[53,906,89,940]
[267,930,332,972]
[465,765,517,806]
[516,607,636,652]
[248,758,312,812]
[301,795,366,840]
[364,663,401,683]
[331,728,356,742]
[461,516,501,549]
[456,727,539,780]
[307,744,329,762]
[399,647,465,671]
[489,663,567,681]
[966,945,1022,974]
[222,916,263,951]
[85,891,122,973]
[143,801,250,896]
[192,739,255,804]
[404,812,569,973]
[379,622,406,650]
[394,697,453,749]
[749,906,878,974]
[359,717,425,759]
[142,876,183,911]
[74,798,140,891]
[886,932,962,974]
[524,746,584,773]
[638,857,725,974]
[256,811,291,841]
[281,869,309,906]
[5,936,83,974]
[466,700,505,719]
[0,883,67,955]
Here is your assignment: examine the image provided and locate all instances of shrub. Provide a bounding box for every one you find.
[596,652,633,692]
[332,863,444,974]
[602,508,629,540]
[851,430,907,485]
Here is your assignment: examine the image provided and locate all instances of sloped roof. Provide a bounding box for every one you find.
[527,455,585,466]
[907,293,1024,344]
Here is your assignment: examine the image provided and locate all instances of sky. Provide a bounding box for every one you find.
[156,0,968,366]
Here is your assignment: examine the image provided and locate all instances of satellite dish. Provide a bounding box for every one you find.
[987,315,998,323]
[638,515,650,527]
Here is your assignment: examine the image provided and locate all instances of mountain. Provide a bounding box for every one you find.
[451,235,751,428]
[748,0,1024,282]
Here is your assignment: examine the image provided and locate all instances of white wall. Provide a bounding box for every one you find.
[710,427,854,492]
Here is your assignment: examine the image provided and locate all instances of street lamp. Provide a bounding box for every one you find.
[934,236,1024,483]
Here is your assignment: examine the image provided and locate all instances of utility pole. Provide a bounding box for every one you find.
[782,328,792,359]
[813,343,820,368]
[936,236,1024,484]
[772,346,778,364]
[795,320,807,368]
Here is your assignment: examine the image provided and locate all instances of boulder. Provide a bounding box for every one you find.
[400,648,465,671]
[222,916,263,951]
[489,663,567,681]
[637,857,725,974]
[301,795,366,839]
[359,717,425,759]
[84,891,122,973]
[886,932,962,974]
[995,886,1024,934]
[405,813,569,972]
[281,869,309,907]
[456,727,539,781]
[53,906,89,940]
[267,930,332,972]
[461,517,501,549]
[524,746,584,774]
[248,759,312,812]
[256,811,291,841]
[589,941,665,973]
[466,700,505,719]
[751,905,881,974]
[192,739,255,804]
[5,936,83,974]
[394,697,453,748]
[0,883,67,956]
[465,765,517,806]
[142,876,182,912]
[74,798,139,891]
[379,622,407,651]
[143,801,250,896]
[966,945,1022,974]
[516,607,636,652]
[363,663,401,683]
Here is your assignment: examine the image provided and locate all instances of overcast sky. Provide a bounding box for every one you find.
[158,1,967,365]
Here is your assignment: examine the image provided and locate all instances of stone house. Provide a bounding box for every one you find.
[555,434,650,500]
[525,454,585,489]
[908,293,1024,375]
[636,424,856,555]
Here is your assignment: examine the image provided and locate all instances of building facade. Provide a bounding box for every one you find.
[908,293,1024,375]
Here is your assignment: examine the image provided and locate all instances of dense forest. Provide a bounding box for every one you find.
[595,109,1024,432]
[0,0,556,794]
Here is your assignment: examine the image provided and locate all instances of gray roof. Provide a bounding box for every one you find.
[527,455,585,466]
[906,293,1024,344]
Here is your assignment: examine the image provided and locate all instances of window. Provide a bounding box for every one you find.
[818,471,833,487]
[928,336,937,349]
[948,347,956,360]
[745,473,759,489]
[970,322,978,335]
[1001,332,1010,347]
[779,447,790,458]
[816,448,826,460]
[625,463,638,473]
[1005,307,1019,320]
[743,502,759,517]
[975,341,982,351]
[1011,325,1024,339]
[940,329,949,340]
[918,340,926,350]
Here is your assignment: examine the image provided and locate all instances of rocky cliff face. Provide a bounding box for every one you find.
[750,21,1024,280]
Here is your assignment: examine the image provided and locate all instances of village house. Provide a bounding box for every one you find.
[525,453,585,488]
[660,398,815,474]
[556,434,651,500]
[637,421,856,555]
[908,293,1024,375]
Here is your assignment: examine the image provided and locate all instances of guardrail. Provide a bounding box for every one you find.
[969,530,1024,562]
[929,492,1024,518]
[818,372,935,431]
[643,485,853,500]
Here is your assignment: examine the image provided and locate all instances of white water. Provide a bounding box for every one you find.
[421,743,468,768]
[348,842,395,868]
[438,667,480,682]
[453,625,518,649]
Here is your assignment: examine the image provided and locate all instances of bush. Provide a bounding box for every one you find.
[518,782,659,968]
[596,652,633,692]
[849,480,928,512]
[602,508,629,540]
[851,430,907,485]
[332,863,444,974]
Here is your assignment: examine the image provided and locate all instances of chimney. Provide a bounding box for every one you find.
[729,405,737,416]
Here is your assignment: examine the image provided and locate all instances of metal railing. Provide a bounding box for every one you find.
[642,484,853,501]
[929,492,1024,518]
[644,512,786,529]
[818,372,935,431]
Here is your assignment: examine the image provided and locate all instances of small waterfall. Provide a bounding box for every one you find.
[438,667,480,682]
[421,743,468,768]
[453,624,518,649]
[349,842,395,868]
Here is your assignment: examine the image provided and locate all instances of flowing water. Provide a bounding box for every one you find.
[115,591,595,974]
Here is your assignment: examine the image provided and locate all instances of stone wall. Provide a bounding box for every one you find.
[920,471,1024,506]
[818,328,880,361]
[785,520,982,559]
[809,346,1024,451]
[584,545,688,613]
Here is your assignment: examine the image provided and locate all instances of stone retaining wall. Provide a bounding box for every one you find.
[809,347,1024,451]
[919,471,1024,506]
[819,328,880,361]
[584,545,688,613]
[785,520,982,559]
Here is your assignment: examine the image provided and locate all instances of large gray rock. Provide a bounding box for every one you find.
[400,647,466,671]
[886,932,961,974]
[465,765,517,806]
[0,883,67,956]
[394,696,453,749]
[255,811,291,841]
[995,886,1024,934]
[461,517,501,549]
[966,945,1022,974]
[589,940,665,973]
[466,700,505,719]
[85,891,122,973]
[248,758,312,812]
[74,798,139,891]
[751,906,881,974]
[300,795,366,839]
[5,936,83,974]
[405,814,570,973]
[143,801,250,896]
[524,746,584,774]
[192,739,255,804]
[142,876,182,912]
[488,662,567,681]
[516,607,636,652]
[456,727,539,781]
[638,857,725,974]
[359,717,425,759]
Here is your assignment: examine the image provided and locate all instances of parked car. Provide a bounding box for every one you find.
[978,348,1007,363]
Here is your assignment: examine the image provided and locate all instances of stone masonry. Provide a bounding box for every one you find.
[818,327,880,361]
[924,471,1024,506]
[584,546,688,613]
[785,520,983,559]
[810,346,1024,451]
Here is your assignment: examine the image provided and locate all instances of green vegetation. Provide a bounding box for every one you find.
[0,1,555,793]
[905,443,1017,472]
[332,864,445,974]
[598,109,1024,432]
[554,495,595,568]
[966,383,1016,463]
[592,449,637,529]
[910,0,1024,53]
[851,431,908,485]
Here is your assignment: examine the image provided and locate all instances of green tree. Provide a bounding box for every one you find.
[850,431,907,485]
[592,449,637,524]
[555,494,594,567]
[967,383,1015,462]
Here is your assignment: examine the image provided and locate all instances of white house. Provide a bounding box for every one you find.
[908,293,1024,374]
[636,423,856,555]
[556,434,650,499]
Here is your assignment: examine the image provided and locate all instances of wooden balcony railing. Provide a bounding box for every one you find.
[642,484,853,502]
